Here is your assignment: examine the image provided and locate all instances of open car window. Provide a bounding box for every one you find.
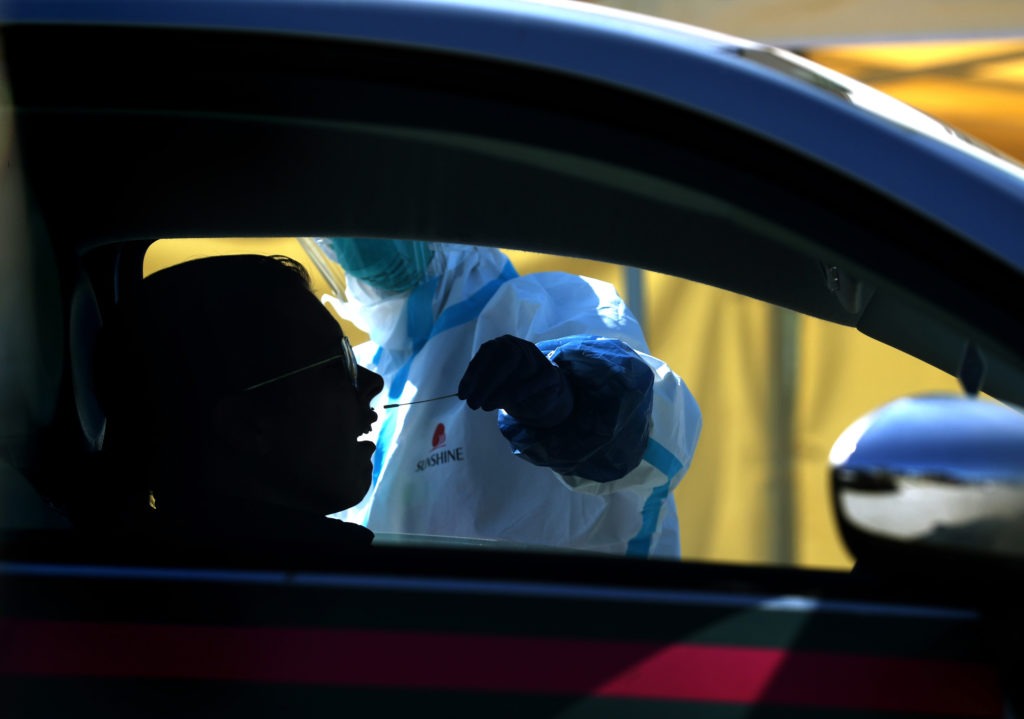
[131,238,966,569]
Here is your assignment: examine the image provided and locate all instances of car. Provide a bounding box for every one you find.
[1,0,1023,715]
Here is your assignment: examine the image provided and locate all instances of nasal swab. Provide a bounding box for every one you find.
[385,391,460,407]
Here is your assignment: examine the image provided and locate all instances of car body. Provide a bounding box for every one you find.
[1,0,1023,715]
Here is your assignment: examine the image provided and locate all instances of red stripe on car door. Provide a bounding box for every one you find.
[0,620,1002,716]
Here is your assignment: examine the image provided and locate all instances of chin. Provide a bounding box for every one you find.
[333,475,372,512]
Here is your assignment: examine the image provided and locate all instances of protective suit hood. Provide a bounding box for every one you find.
[321,237,434,293]
[334,243,509,359]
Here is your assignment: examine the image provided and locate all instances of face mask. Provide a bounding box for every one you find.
[319,238,434,293]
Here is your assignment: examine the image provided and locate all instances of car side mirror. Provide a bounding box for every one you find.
[830,394,1024,576]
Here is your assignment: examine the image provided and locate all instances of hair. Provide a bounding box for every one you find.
[90,254,316,524]
[97,254,311,416]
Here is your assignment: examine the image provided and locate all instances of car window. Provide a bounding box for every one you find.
[3,15,1020,574]
[143,238,963,570]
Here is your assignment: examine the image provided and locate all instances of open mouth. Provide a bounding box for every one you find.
[359,409,378,438]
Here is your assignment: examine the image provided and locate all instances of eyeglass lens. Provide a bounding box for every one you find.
[342,335,359,390]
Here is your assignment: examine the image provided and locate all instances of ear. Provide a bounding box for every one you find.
[211,393,274,455]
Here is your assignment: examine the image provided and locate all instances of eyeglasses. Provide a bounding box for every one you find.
[242,335,359,392]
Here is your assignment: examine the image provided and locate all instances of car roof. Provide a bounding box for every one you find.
[5,0,1024,272]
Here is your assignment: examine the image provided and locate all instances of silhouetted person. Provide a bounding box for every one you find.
[92,254,384,554]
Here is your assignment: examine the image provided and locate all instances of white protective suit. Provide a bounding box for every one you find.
[330,244,701,558]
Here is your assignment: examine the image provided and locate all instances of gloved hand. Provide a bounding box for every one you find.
[458,335,574,428]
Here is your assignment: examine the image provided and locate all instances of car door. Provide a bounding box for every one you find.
[1,1,1022,715]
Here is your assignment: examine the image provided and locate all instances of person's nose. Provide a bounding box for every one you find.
[358,365,385,401]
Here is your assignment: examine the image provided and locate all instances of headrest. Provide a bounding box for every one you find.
[70,272,106,451]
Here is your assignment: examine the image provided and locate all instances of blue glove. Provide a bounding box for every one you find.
[458,335,574,428]
[496,335,655,482]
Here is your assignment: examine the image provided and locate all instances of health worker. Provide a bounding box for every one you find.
[315,238,701,558]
